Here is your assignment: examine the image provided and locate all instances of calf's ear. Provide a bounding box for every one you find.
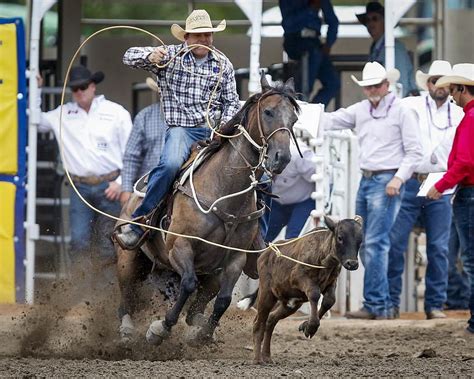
[354,215,363,225]
[324,215,336,232]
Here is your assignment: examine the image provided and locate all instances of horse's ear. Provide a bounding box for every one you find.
[284,77,295,93]
[260,70,272,92]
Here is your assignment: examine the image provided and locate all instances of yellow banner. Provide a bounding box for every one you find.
[0,182,16,303]
[0,23,19,174]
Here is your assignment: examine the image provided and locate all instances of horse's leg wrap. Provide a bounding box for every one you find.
[119,314,135,342]
[146,320,171,345]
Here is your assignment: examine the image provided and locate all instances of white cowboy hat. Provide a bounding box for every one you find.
[351,61,400,87]
[171,9,226,42]
[146,77,160,93]
[416,60,452,91]
[435,63,474,88]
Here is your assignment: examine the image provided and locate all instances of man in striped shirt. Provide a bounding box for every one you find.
[120,78,167,206]
[117,9,240,248]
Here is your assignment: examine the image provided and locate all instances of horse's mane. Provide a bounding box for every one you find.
[218,81,301,138]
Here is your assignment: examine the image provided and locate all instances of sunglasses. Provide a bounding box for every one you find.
[428,77,441,85]
[449,85,464,95]
[71,83,90,92]
[366,15,382,23]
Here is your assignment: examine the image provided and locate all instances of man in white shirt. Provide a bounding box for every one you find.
[321,61,423,319]
[39,66,132,264]
[265,141,316,241]
[387,61,464,319]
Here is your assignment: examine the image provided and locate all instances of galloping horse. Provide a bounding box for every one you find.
[114,73,300,346]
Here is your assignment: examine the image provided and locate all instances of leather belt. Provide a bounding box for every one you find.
[361,169,397,179]
[412,172,429,182]
[71,169,120,185]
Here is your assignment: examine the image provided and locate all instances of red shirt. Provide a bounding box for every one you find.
[435,99,474,192]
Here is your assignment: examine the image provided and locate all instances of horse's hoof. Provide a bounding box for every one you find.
[187,313,208,327]
[119,314,135,343]
[119,326,134,343]
[146,320,171,346]
[185,326,216,347]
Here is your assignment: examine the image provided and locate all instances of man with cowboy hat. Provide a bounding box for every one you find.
[38,65,132,264]
[356,1,417,97]
[118,9,240,248]
[427,63,474,335]
[120,77,167,207]
[320,61,423,319]
[387,60,464,320]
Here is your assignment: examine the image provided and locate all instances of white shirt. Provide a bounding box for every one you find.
[39,95,132,178]
[401,93,464,173]
[272,142,315,205]
[320,92,423,182]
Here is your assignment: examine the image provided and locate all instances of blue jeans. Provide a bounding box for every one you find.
[69,182,121,260]
[283,34,340,106]
[356,173,403,317]
[452,187,474,331]
[388,178,451,312]
[132,126,211,226]
[265,198,314,242]
[446,219,471,310]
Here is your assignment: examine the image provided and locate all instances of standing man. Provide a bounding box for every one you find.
[117,9,240,248]
[265,141,316,241]
[356,1,417,97]
[120,78,167,206]
[38,66,132,264]
[387,60,464,320]
[279,0,341,106]
[321,61,423,319]
[427,63,474,335]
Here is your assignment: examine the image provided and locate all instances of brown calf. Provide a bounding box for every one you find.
[239,215,363,364]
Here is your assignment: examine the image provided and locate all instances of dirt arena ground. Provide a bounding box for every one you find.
[0,275,473,377]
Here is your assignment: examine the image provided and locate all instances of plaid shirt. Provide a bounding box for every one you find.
[121,103,167,192]
[123,44,240,128]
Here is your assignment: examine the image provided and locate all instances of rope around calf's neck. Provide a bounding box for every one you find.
[57,25,327,269]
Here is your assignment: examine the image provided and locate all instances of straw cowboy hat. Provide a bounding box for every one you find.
[416,60,452,91]
[435,63,474,88]
[171,9,226,42]
[356,2,384,25]
[146,77,160,93]
[351,61,400,87]
[68,65,104,87]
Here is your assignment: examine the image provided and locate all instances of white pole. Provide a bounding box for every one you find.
[234,0,262,95]
[25,0,57,304]
[384,1,396,72]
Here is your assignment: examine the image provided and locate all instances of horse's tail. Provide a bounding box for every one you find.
[237,288,258,311]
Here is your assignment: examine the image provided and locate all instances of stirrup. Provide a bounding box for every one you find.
[112,218,150,250]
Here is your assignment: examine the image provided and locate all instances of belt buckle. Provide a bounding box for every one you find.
[417,173,428,183]
[362,170,372,179]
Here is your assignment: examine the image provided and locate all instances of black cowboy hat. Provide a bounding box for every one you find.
[356,2,385,25]
[68,65,105,87]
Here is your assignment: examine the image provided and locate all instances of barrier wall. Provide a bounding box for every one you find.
[0,18,27,303]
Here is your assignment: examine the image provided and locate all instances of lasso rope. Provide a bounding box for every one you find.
[57,25,327,268]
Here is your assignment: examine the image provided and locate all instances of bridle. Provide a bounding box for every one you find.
[230,89,303,174]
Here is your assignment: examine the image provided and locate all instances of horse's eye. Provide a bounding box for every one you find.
[264,109,274,117]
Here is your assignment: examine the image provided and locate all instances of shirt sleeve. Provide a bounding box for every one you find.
[121,110,145,193]
[295,148,316,183]
[123,45,174,75]
[395,107,423,182]
[321,0,339,47]
[219,59,241,125]
[435,117,474,192]
[320,103,357,131]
